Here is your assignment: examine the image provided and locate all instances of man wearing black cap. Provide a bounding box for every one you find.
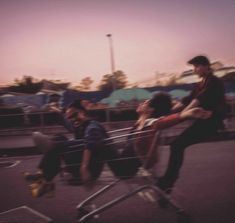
[157,55,226,192]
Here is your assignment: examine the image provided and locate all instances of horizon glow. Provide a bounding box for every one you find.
[0,0,235,87]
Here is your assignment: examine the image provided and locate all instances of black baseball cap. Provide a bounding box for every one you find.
[188,55,210,66]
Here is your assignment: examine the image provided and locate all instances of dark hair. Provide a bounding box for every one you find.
[149,92,172,118]
[67,99,87,112]
[188,55,210,66]
[48,93,61,103]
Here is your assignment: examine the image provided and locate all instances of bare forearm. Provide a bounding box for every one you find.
[81,149,91,168]
[153,113,181,130]
[153,109,200,131]
[80,148,92,183]
[172,101,185,113]
[183,99,200,112]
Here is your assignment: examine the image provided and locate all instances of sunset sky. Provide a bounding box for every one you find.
[1,0,235,87]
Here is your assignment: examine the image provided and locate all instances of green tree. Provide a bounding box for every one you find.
[75,77,94,91]
[98,70,128,91]
[8,75,43,94]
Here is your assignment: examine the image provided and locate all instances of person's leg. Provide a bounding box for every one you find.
[158,119,218,191]
[24,134,68,181]
[62,147,84,183]
[36,134,71,181]
[27,135,70,197]
[38,148,63,181]
[27,134,89,196]
[28,146,63,197]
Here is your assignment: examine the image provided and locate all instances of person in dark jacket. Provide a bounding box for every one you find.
[25,99,109,197]
[156,55,226,192]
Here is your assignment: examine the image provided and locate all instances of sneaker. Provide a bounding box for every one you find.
[30,180,55,198]
[32,132,54,153]
[23,171,43,181]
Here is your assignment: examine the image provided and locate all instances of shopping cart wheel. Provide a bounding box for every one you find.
[177,212,191,223]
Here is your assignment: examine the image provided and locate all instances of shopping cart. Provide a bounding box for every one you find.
[59,127,190,223]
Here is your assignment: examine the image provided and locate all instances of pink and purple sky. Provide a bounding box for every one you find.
[0,0,235,87]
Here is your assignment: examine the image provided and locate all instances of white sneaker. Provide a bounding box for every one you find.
[32,132,54,153]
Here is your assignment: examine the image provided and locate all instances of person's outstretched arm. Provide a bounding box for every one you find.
[153,107,212,131]
[80,148,91,183]
[143,108,211,169]
[80,123,107,183]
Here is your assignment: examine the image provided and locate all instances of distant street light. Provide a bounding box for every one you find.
[106,34,116,91]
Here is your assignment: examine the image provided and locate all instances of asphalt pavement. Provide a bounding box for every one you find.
[0,140,235,223]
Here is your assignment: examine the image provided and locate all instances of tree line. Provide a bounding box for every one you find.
[6,70,128,94]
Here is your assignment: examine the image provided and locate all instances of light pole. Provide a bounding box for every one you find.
[106,34,116,91]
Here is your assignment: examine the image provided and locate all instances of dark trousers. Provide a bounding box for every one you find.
[38,135,142,182]
[162,118,220,186]
[38,135,104,181]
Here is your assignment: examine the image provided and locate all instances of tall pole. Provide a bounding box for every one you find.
[106,34,116,91]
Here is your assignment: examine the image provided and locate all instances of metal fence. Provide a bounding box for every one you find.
[0,99,234,135]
